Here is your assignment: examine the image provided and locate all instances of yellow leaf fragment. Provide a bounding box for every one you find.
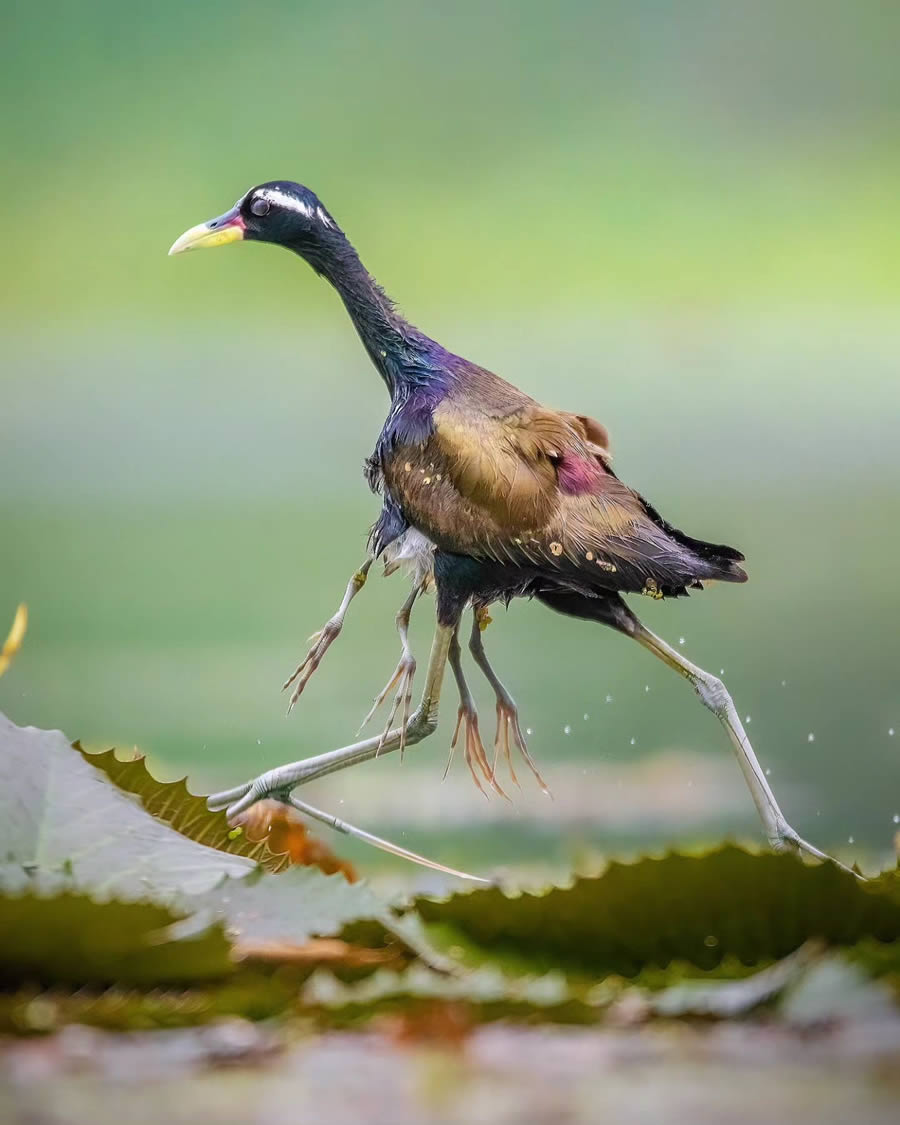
[0,604,28,678]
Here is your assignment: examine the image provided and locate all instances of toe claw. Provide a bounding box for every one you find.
[447,705,505,800]
[282,621,343,711]
[492,699,551,796]
[364,657,416,755]
[208,781,253,812]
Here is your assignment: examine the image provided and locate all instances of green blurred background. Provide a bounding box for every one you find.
[2,1,898,875]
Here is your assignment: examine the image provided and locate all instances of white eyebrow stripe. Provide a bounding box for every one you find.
[258,188,314,217]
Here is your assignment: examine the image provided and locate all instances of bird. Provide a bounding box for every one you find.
[169,179,846,872]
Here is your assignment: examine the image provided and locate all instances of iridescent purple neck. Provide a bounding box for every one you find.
[288,231,446,398]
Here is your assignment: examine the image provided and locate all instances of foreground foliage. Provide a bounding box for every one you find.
[0,712,897,1035]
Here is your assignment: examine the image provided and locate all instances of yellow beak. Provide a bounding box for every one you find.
[168,206,246,256]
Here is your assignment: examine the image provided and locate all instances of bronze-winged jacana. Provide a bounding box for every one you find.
[170,180,848,873]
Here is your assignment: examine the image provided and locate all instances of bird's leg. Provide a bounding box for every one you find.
[468,608,551,796]
[282,558,373,712]
[631,623,858,877]
[445,623,504,799]
[359,580,422,758]
[209,622,455,819]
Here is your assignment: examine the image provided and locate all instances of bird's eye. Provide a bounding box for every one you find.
[250,197,270,217]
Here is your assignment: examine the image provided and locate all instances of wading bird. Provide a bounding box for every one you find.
[169,180,843,870]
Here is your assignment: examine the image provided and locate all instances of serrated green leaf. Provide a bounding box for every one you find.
[74,743,290,873]
[414,847,900,978]
[0,713,254,898]
[0,887,231,987]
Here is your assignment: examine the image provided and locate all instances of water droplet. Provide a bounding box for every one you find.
[847,835,854,845]
[583,713,589,721]
[889,728,895,737]
[256,739,262,745]
[605,694,614,704]
[678,637,685,646]
[745,715,751,724]
[704,934,719,948]
[644,684,650,693]
[893,814,899,825]
[807,732,815,743]
[720,669,725,675]
[765,768,771,776]
[629,737,636,746]
[563,724,572,735]
[526,727,533,736]
[781,680,787,687]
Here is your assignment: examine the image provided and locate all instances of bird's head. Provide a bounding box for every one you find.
[168,181,341,261]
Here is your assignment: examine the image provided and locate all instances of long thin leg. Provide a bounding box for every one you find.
[359,580,422,757]
[282,559,373,711]
[468,609,551,796]
[446,624,502,798]
[209,622,456,819]
[631,622,857,876]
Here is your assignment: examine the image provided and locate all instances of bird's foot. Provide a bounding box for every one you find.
[768,818,861,879]
[359,654,417,757]
[493,697,551,797]
[208,769,304,821]
[446,704,508,800]
[282,618,343,712]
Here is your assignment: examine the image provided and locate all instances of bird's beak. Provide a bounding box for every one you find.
[168,205,246,256]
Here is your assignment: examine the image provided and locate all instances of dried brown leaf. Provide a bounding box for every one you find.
[232,800,357,881]
[0,603,27,678]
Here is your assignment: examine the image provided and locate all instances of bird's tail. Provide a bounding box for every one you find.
[639,496,748,584]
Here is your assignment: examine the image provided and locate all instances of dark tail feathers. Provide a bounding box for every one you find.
[641,496,748,584]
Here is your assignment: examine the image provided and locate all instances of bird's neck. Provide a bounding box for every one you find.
[290,235,440,397]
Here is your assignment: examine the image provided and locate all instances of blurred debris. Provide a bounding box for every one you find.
[376,1001,474,1048]
[2,1018,280,1082]
[234,937,401,970]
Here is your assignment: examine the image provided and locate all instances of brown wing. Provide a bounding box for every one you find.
[417,398,742,597]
